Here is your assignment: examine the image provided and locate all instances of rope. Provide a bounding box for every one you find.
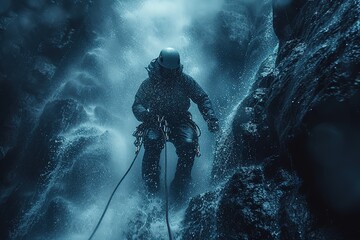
[88,117,173,240]
[162,129,173,240]
[87,143,143,240]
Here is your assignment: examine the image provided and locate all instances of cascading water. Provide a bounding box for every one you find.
[2,0,359,239]
[2,0,276,239]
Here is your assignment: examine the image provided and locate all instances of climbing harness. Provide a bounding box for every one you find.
[87,116,174,240]
[133,123,147,154]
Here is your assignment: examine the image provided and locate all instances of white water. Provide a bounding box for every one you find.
[65,1,223,239]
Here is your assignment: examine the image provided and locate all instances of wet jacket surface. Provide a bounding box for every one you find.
[132,59,217,124]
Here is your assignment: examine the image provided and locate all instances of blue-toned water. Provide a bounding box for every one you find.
[9,0,276,239]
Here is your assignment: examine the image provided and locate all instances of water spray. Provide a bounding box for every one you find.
[87,117,174,240]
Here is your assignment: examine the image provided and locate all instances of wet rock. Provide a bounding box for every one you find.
[0,1,119,239]
[216,162,300,240]
[1,99,87,186]
[186,0,360,239]
[63,129,113,202]
[182,191,221,240]
[58,73,105,104]
[0,0,109,161]
[267,0,360,216]
[189,0,277,114]
[215,0,276,76]
[37,99,87,136]
[0,99,88,238]
[212,52,278,182]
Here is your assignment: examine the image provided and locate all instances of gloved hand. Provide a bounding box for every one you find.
[208,119,220,133]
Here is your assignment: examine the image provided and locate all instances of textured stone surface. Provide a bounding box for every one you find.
[0,1,116,238]
[182,191,221,240]
[0,98,114,239]
[0,0,359,239]
[185,0,360,239]
[189,0,277,113]
[212,52,278,182]
[0,0,107,161]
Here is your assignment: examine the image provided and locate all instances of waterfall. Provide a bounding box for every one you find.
[4,0,276,239]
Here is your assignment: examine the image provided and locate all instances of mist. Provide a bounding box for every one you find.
[1,0,358,239]
[0,0,276,239]
[71,1,227,238]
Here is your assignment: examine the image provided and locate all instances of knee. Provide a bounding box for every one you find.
[177,139,198,156]
[183,134,197,145]
[176,124,198,151]
[181,139,197,149]
[144,129,163,150]
[182,133,198,147]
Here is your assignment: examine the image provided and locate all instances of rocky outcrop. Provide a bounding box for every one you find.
[189,0,277,113]
[0,0,108,162]
[0,98,116,239]
[182,191,221,239]
[214,0,276,76]
[185,0,360,239]
[0,1,117,238]
[212,52,279,182]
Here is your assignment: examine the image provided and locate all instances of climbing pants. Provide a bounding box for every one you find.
[142,121,198,199]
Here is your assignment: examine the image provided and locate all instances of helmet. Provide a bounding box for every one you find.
[157,48,180,69]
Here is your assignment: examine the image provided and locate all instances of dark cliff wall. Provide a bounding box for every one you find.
[184,0,360,239]
[189,0,277,115]
[0,0,106,162]
[0,1,114,238]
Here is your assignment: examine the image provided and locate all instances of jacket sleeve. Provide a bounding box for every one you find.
[132,80,150,122]
[185,75,218,123]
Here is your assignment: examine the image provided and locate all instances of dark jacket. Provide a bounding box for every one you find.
[132,59,217,124]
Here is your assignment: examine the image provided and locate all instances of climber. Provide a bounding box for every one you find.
[132,47,219,201]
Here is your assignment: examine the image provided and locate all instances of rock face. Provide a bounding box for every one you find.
[0,0,108,161]
[1,0,359,239]
[182,191,221,239]
[0,1,117,239]
[0,98,115,239]
[184,0,360,239]
[0,0,89,236]
[212,52,279,182]
[189,0,277,114]
[213,0,276,77]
